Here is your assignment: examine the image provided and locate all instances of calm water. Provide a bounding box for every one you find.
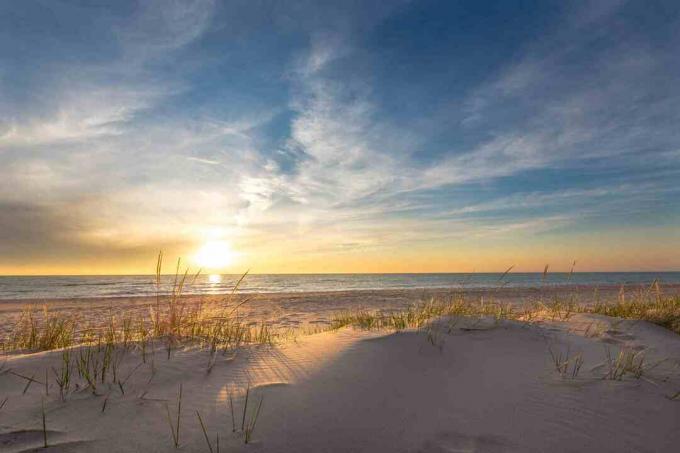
[0,272,679,300]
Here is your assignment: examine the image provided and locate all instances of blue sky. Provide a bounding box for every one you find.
[1,0,679,273]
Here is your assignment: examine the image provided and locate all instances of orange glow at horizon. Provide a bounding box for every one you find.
[2,226,679,276]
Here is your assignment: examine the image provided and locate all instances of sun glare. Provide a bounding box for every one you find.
[194,240,236,269]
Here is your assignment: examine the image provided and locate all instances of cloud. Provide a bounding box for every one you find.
[0,84,169,146]
[0,0,216,145]
[1,1,679,271]
[253,2,680,250]
[282,37,422,209]
[115,0,216,55]
[428,9,679,192]
[0,202,86,256]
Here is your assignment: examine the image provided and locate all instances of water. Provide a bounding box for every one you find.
[0,272,678,300]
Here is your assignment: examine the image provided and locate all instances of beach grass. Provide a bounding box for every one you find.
[601,347,646,380]
[4,291,679,358]
[244,395,264,444]
[228,391,236,433]
[330,296,515,331]
[41,397,48,448]
[196,410,215,453]
[587,283,680,334]
[52,349,72,400]
[165,383,183,448]
[2,253,273,355]
[9,305,77,351]
[3,258,680,358]
[330,289,680,335]
[548,345,584,379]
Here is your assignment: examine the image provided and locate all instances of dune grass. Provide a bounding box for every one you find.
[234,383,264,444]
[9,305,77,351]
[228,391,236,432]
[41,397,48,448]
[244,394,264,444]
[331,296,515,331]
[587,282,680,334]
[601,347,646,380]
[548,345,584,379]
[0,253,284,424]
[196,410,215,453]
[596,345,668,381]
[165,383,183,448]
[331,285,680,336]
[2,253,274,355]
[3,260,679,358]
[191,387,265,449]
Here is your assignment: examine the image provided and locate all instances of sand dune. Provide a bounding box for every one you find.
[1,312,679,452]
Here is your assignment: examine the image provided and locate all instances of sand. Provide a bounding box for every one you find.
[1,308,679,452]
[3,284,679,339]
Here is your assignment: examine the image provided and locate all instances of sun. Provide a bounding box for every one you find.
[194,240,236,269]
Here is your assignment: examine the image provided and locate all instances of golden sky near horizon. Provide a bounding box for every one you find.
[2,225,678,276]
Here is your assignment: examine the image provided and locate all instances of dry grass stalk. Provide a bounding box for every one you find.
[548,345,584,378]
[228,391,236,432]
[588,286,680,334]
[244,395,264,444]
[602,347,646,380]
[165,383,183,448]
[41,398,48,448]
[196,410,214,453]
[240,384,250,432]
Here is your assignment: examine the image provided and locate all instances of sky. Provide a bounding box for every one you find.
[1,0,679,275]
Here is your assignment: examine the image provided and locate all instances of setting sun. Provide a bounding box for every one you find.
[194,240,237,269]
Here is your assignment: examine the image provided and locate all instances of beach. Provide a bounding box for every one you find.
[1,285,680,452]
[3,283,680,340]
[3,0,680,451]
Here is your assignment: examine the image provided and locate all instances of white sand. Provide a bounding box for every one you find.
[1,312,679,452]
[4,284,678,339]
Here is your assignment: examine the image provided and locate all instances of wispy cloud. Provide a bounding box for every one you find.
[1,0,679,272]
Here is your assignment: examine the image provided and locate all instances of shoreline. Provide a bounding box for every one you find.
[3,281,680,304]
[3,273,680,301]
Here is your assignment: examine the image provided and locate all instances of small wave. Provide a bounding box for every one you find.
[1,272,679,300]
[61,282,121,287]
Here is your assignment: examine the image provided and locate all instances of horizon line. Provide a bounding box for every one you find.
[2,270,680,278]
